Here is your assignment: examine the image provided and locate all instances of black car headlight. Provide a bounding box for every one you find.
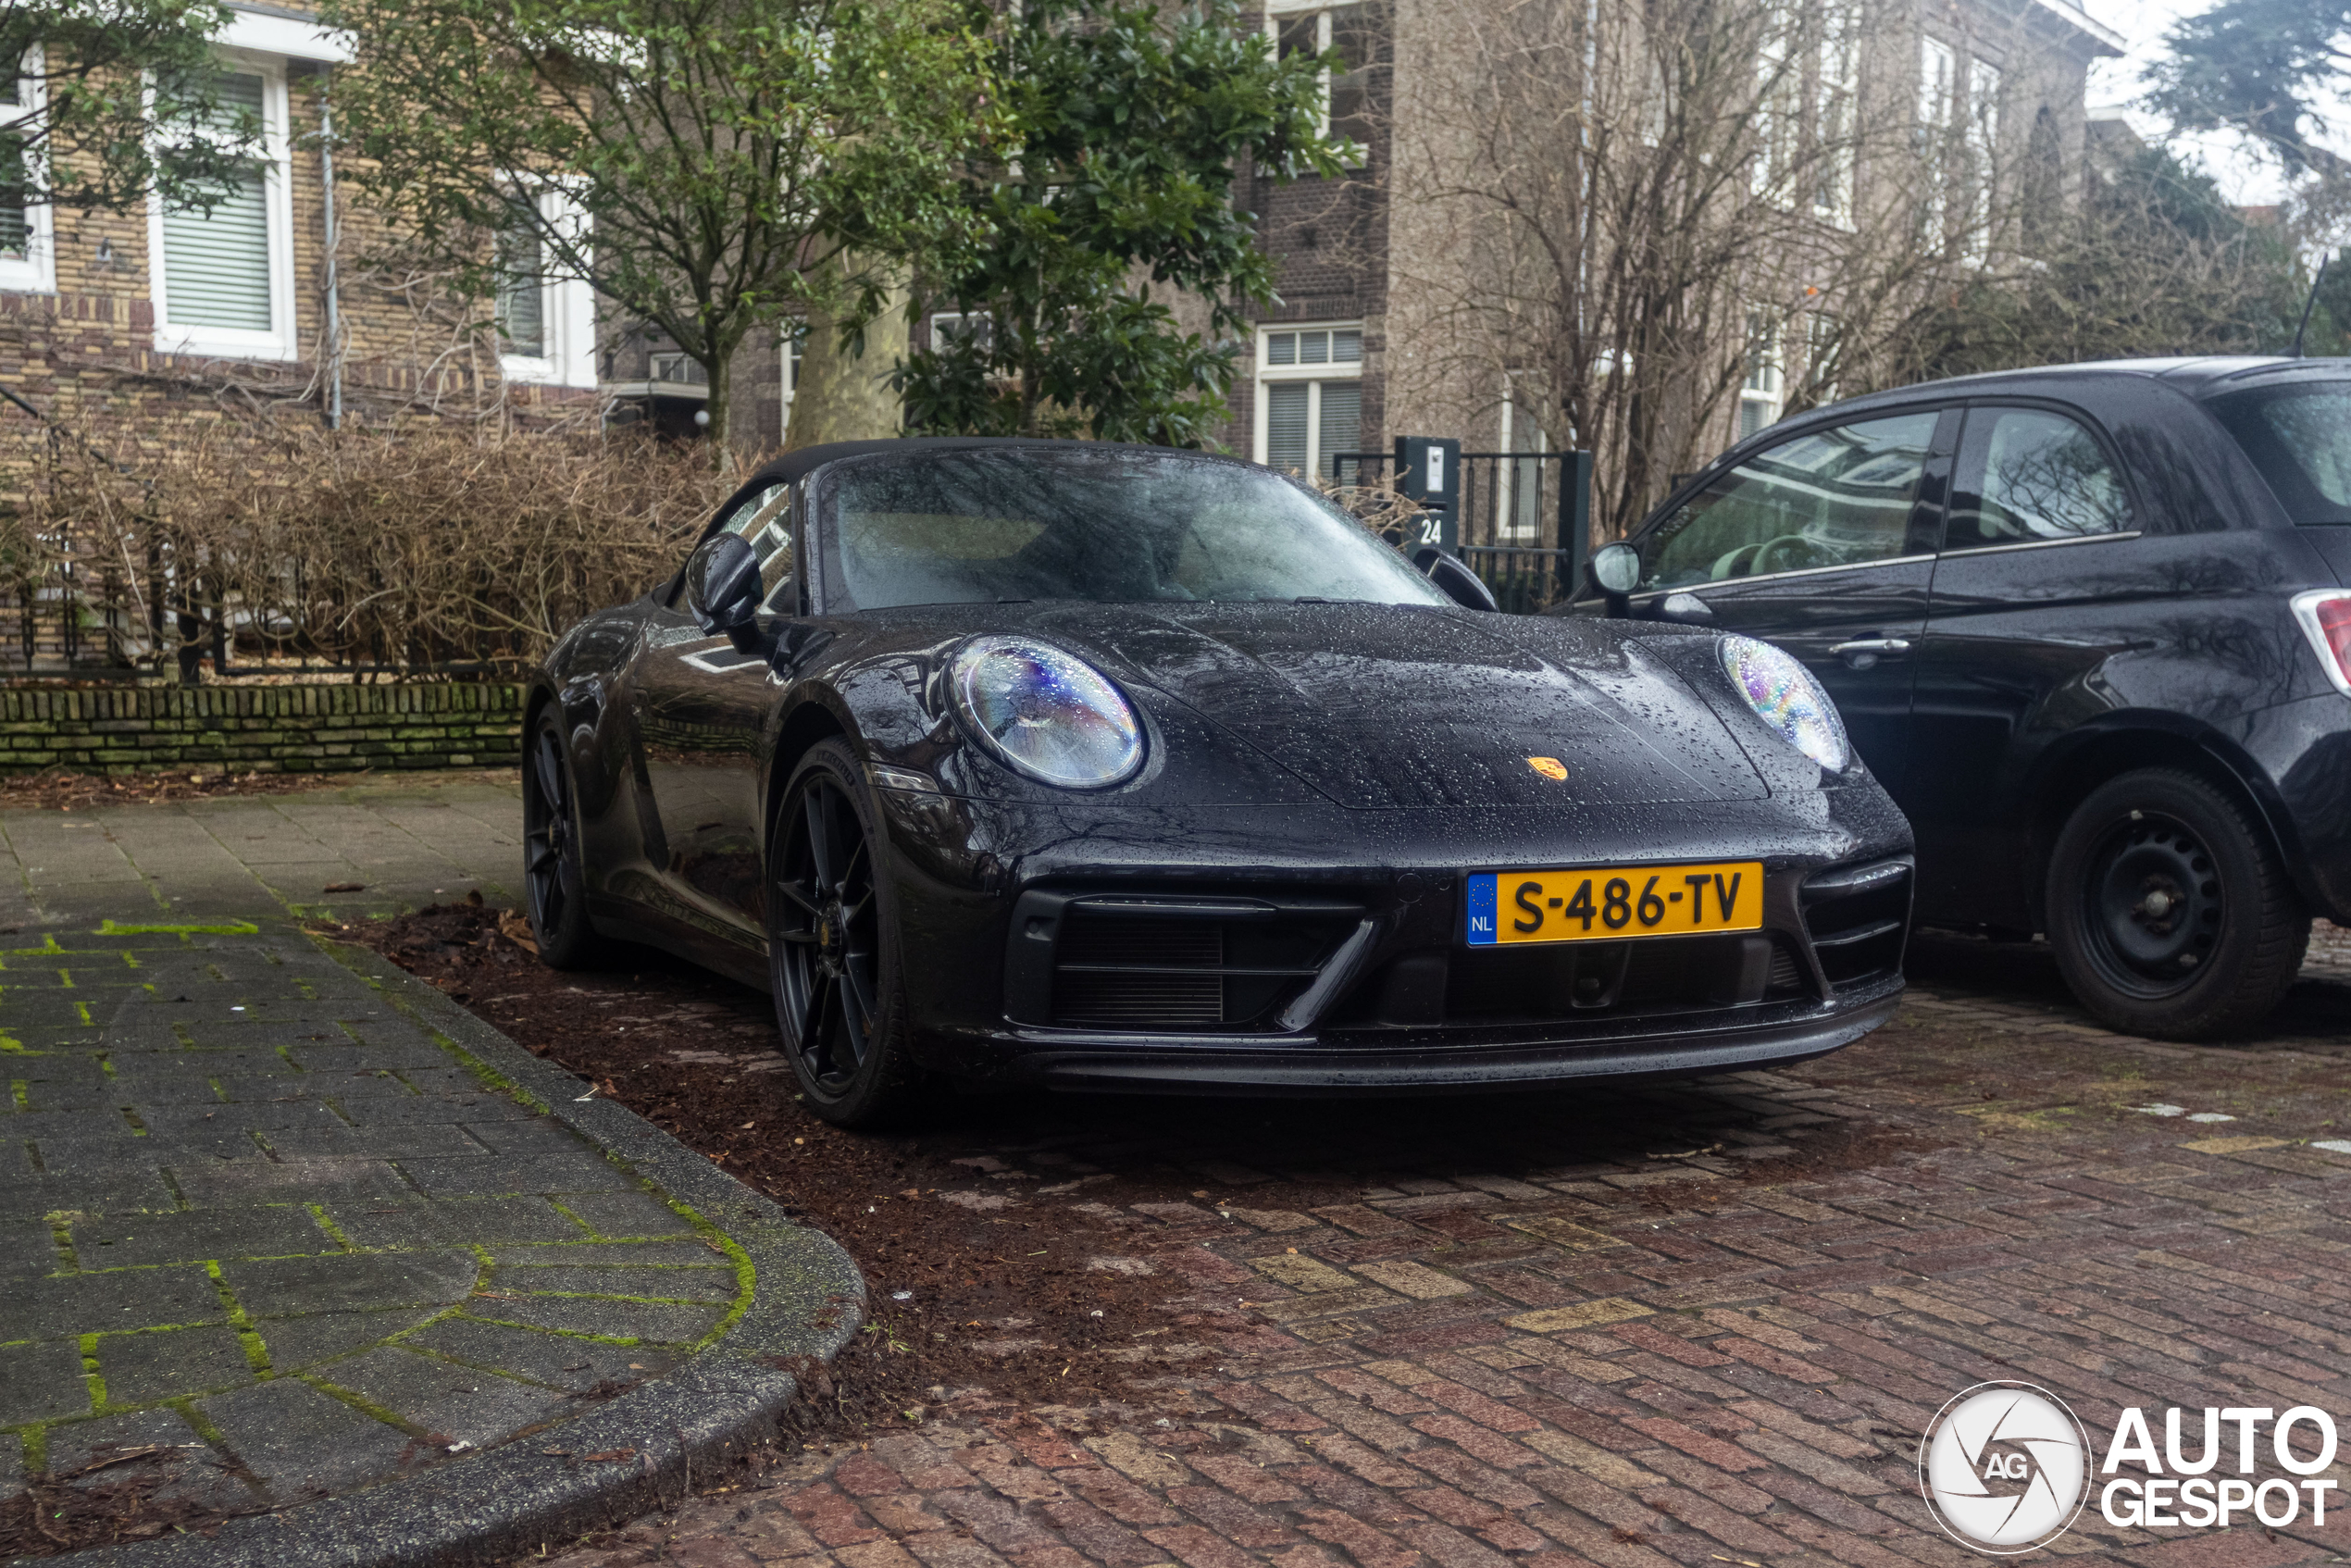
[950,636,1146,789]
[1720,634,1851,773]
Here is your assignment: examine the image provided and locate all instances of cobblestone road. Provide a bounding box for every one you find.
[550,932,2351,1568]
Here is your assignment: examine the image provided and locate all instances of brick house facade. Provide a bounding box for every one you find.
[1223,0,2125,522]
[0,2,621,495]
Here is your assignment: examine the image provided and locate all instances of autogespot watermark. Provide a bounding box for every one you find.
[1919,1383,2344,1554]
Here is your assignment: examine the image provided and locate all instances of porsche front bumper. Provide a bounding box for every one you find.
[878,789,1914,1093]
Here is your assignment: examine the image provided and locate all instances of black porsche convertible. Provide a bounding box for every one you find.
[524,439,1915,1126]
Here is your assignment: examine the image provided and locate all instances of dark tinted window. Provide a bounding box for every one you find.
[1636,412,1936,591]
[1945,408,2131,549]
[717,482,797,609]
[814,448,1448,610]
[2208,382,2351,525]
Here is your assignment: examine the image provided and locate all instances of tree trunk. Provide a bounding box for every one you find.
[786,260,910,451]
[701,346,735,474]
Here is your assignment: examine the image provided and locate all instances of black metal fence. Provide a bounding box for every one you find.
[1327,444,1590,614]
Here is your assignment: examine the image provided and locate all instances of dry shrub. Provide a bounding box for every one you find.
[8,424,748,677]
[1313,469,1430,549]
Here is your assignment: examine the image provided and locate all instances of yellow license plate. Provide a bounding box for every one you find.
[1466,862,1764,946]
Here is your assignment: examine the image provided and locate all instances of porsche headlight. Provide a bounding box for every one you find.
[1720,634,1850,773]
[950,636,1145,789]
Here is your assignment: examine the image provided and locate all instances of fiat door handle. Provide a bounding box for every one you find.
[1829,637,1911,668]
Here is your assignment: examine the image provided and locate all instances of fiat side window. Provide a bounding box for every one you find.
[1637,411,1937,591]
[1945,408,2131,549]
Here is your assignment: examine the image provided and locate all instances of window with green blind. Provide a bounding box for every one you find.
[497,219,545,357]
[0,67,25,259]
[158,71,270,331]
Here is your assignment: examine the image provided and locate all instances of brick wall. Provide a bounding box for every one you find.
[0,683,525,777]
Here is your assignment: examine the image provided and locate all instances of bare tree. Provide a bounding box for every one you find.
[1382,0,2035,541]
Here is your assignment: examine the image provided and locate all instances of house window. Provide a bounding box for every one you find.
[929,311,993,354]
[496,189,596,388]
[1812,5,1859,226]
[1255,323,1362,479]
[1266,1,1371,159]
[496,222,544,357]
[1804,312,1842,404]
[1964,57,2002,260]
[1738,312,1782,441]
[0,47,53,293]
[1918,37,1957,243]
[1495,382,1549,544]
[150,59,292,360]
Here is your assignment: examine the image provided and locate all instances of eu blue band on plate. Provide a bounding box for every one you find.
[1466,874,1498,946]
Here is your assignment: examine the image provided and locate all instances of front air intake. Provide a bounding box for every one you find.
[1006,892,1363,1032]
[1801,858,1912,988]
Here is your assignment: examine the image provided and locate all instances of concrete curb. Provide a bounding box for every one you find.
[41,927,865,1568]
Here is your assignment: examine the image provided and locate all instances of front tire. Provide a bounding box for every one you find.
[2046,767,2307,1039]
[767,740,924,1127]
[522,712,604,969]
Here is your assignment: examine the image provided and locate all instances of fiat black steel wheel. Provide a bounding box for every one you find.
[767,739,922,1126]
[2046,767,2307,1039]
[522,713,603,968]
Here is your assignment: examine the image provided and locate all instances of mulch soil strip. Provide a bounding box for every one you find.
[337,900,1261,1439]
[0,767,513,814]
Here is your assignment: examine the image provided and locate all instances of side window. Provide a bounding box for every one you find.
[1946,408,2131,549]
[718,482,798,610]
[1637,411,1937,591]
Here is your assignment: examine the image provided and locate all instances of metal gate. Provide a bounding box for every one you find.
[1327,446,1590,614]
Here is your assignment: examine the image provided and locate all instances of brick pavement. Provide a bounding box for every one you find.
[544,940,2351,1568]
[0,918,842,1533]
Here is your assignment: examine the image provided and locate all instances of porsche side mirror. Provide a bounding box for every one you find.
[1412,547,1499,613]
[1589,542,1640,618]
[686,533,762,637]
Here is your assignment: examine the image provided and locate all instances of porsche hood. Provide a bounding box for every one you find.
[1018,603,1772,810]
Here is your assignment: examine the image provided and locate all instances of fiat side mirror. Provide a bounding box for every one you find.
[1589,542,1639,618]
[686,533,763,640]
[1412,547,1500,612]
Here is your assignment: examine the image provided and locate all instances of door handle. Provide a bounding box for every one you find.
[1829,638,1912,656]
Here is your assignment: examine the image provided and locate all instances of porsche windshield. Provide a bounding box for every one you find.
[815,448,1450,610]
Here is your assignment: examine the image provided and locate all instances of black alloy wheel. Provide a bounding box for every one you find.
[767,739,922,1126]
[522,713,603,968]
[2046,767,2307,1039]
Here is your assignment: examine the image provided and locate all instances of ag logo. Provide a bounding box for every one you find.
[1919,1382,2092,1554]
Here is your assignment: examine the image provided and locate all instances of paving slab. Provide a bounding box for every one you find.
[0,919,863,1567]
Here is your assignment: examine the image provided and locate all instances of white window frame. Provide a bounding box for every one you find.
[1251,319,1363,478]
[147,49,295,361]
[928,310,993,353]
[1263,0,1366,166]
[0,44,56,294]
[499,186,595,389]
[1738,311,1784,441]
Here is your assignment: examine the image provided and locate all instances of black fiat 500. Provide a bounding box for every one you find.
[527,439,1915,1126]
[1574,355,2351,1040]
